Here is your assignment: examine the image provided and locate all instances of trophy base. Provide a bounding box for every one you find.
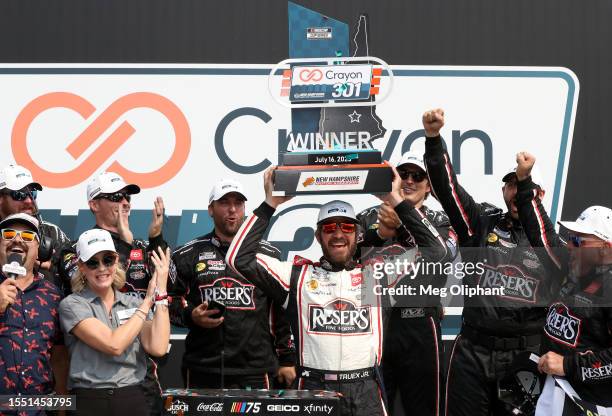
[273,164,392,196]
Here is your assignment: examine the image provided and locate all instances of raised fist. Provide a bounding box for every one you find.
[515,152,536,181]
[422,109,445,137]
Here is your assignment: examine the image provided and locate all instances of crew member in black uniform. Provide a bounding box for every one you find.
[56,171,168,415]
[423,109,559,416]
[358,151,457,416]
[513,152,612,409]
[168,179,296,389]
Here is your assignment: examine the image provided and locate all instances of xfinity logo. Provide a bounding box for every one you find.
[308,299,371,334]
[199,278,255,310]
[544,303,581,347]
[479,265,538,303]
[304,403,335,415]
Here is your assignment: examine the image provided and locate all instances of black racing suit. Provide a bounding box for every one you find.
[358,204,458,416]
[424,137,559,416]
[516,177,612,406]
[56,227,168,415]
[38,219,70,285]
[226,201,448,416]
[168,231,295,389]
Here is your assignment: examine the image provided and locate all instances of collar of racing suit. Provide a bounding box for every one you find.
[319,256,360,272]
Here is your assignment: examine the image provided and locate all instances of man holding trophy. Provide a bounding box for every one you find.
[226,165,449,416]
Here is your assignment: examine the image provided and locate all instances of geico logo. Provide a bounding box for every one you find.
[214,108,493,175]
[266,404,300,412]
[197,402,223,412]
[13,92,191,188]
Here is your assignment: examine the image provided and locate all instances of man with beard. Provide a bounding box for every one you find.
[0,164,69,285]
[513,153,612,411]
[56,171,167,415]
[226,167,449,416]
[0,213,68,412]
[423,109,558,416]
[357,151,457,416]
[168,179,296,389]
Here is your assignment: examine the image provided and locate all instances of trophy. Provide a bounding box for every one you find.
[269,4,393,196]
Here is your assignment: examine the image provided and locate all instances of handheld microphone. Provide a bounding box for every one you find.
[2,253,26,278]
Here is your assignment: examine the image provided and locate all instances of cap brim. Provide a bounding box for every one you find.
[502,172,516,182]
[557,220,596,236]
[4,181,43,191]
[122,184,140,195]
[210,191,247,204]
[79,247,116,262]
[317,215,358,224]
[0,218,39,232]
[396,162,426,172]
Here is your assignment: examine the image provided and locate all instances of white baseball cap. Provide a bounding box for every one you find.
[317,200,357,224]
[0,164,42,191]
[0,212,40,233]
[558,206,612,243]
[502,165,546,189]
[76,229,117,261]
[86,172,140,201]
[209,179,247,204]
[396,151,426,172]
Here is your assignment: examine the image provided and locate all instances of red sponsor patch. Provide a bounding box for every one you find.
[351,272,362,286]
[130,249,143,261]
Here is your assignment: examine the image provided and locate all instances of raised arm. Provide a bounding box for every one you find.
[423,109,484,243]
[226,167,295,307]
[515,152,567,272]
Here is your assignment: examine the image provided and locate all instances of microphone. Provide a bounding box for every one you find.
[2,253,26,278]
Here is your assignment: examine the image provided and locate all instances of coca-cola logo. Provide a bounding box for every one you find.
[479,264,539,303]
[197,402,223,412]
[199,277,256,310]
[544,303,582,347]
[308,298,371,335]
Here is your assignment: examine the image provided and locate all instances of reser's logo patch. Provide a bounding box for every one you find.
[308,298,371,335]
[581,361,612,381]
[544,303,582,347]
[479,264,539,303]
[199,277,255,310]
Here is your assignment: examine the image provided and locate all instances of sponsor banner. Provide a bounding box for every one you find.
[290,64,372,102]
[296,170,368,192]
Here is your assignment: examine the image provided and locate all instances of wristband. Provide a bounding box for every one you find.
[155,293,169,302]
[155,299,169,307]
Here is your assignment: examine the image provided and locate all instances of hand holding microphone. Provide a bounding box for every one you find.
[0,253,25,313]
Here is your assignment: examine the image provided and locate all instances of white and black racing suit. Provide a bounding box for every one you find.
[226,200,448,416]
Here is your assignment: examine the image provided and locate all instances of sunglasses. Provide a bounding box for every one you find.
[96,192,131,203]
[321,222,357,234]
[3,189,37,201]
[84,254,118,270]
[397,170,427,182]
[1,228,39,242]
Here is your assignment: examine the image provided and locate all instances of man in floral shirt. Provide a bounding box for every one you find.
[0,213,67,415]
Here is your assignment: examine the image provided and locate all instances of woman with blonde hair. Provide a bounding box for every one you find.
[59,228,170,416]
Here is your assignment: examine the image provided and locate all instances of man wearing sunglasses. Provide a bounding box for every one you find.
[225,167,449,416]
[168,179,296,390]
[0,213,68,407]
[357,151,457,416]
[513,153,612,411]
[0,164,70,285]
[423,109,559,416]
[56,171,168,415]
